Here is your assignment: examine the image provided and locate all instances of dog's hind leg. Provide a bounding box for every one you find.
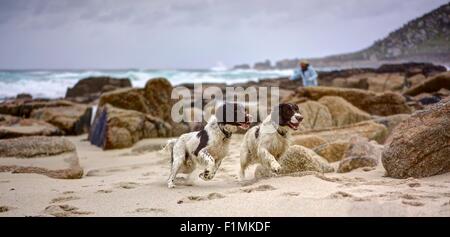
[240,149,251,180]
[167,142,185,189]
[168,157,183,189]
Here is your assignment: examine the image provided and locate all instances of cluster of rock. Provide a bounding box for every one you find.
[337,136,384,173]
[382,98,450,178]
[282,66,450,110]
[244,84,408,177]
[326,63,446,90]
[65,76,132,103]
[254,145,334,178]
[403,72,450,108]
[0,98,92,138]
[229,63,447,95]
[232,59,274,70]
[0,136,83,179]
[1,63,449,180]
[171,64,450,178]
[253,60,273,70]
[322,65,450,114]
[295,87,411,116]
[0,114,63,139]
[0,75,203,179]
[274,79,449,178]
[0,76,145,179]
[233,64,251,70]
[89,78,191,150]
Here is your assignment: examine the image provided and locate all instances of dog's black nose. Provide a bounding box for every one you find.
[296,115,303,122]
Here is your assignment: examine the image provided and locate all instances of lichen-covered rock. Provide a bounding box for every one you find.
[0,114,63,139]
[170,122,191,137]
[255,145,334,178]
[297,101,333,130]
[30,105,92,135]
[332,74,369,89]
[314,140,350,162]
[0,136,83,179]
[98,77,174,121]
[65,76,131,100]
[291,135,327,149]
[345,136,383,158]
[318,96,371,127]
[143,78,173,120]
[295,120,388,144]
[337,157,378,173]
[0,99,74,118]
[129,138,170,155]
[291,86,412,116]
[382,99,450,178]
[337,136,383,173]
[367,73,405,92]
[331,72,405,92]
[437,88,450,97]
[364,91,413,116]
[406,74,426,88]
[376,63,446,77]
[98,88,149,114]
[0,98,91,135]
[89,105,172,150]
[373,114,410,140]
[0,136,75,157]
[16,93,32,100]
[91,78,191,149]
[403,72,450,96]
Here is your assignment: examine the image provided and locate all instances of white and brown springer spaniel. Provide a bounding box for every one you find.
[164,102,251,188]
[240,103,303,179]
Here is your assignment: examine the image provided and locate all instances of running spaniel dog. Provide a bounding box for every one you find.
[165,102,251,188]
[240,103,303,179]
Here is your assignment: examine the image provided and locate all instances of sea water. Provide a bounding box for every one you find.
[0,69,294,100]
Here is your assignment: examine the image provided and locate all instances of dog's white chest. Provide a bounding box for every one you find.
[269,137,289,159]
[207,138,230,160]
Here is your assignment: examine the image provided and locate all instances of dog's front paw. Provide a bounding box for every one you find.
[271,162,281,174]
[199,171,208,181]
[168,182,176,189]
[199,170,213,181]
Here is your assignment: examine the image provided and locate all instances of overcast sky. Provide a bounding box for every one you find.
[0,0,448,69]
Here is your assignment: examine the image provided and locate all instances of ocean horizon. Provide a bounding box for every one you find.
[0,68,299,100]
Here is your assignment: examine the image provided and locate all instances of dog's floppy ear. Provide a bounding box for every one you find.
[290,103,300,112]
[271,104,285,124]
[271,103,296,125]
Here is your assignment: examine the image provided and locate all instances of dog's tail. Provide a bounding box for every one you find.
[161,138,177,165]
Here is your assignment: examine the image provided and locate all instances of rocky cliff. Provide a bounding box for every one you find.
[240,3,450,69]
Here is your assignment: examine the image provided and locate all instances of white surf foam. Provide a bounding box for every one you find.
[0,69,294,100]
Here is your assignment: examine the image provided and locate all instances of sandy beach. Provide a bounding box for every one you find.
[1,134,449,217]
[1,0,450,224]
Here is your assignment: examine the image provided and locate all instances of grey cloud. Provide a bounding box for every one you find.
[0,0,448,69]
